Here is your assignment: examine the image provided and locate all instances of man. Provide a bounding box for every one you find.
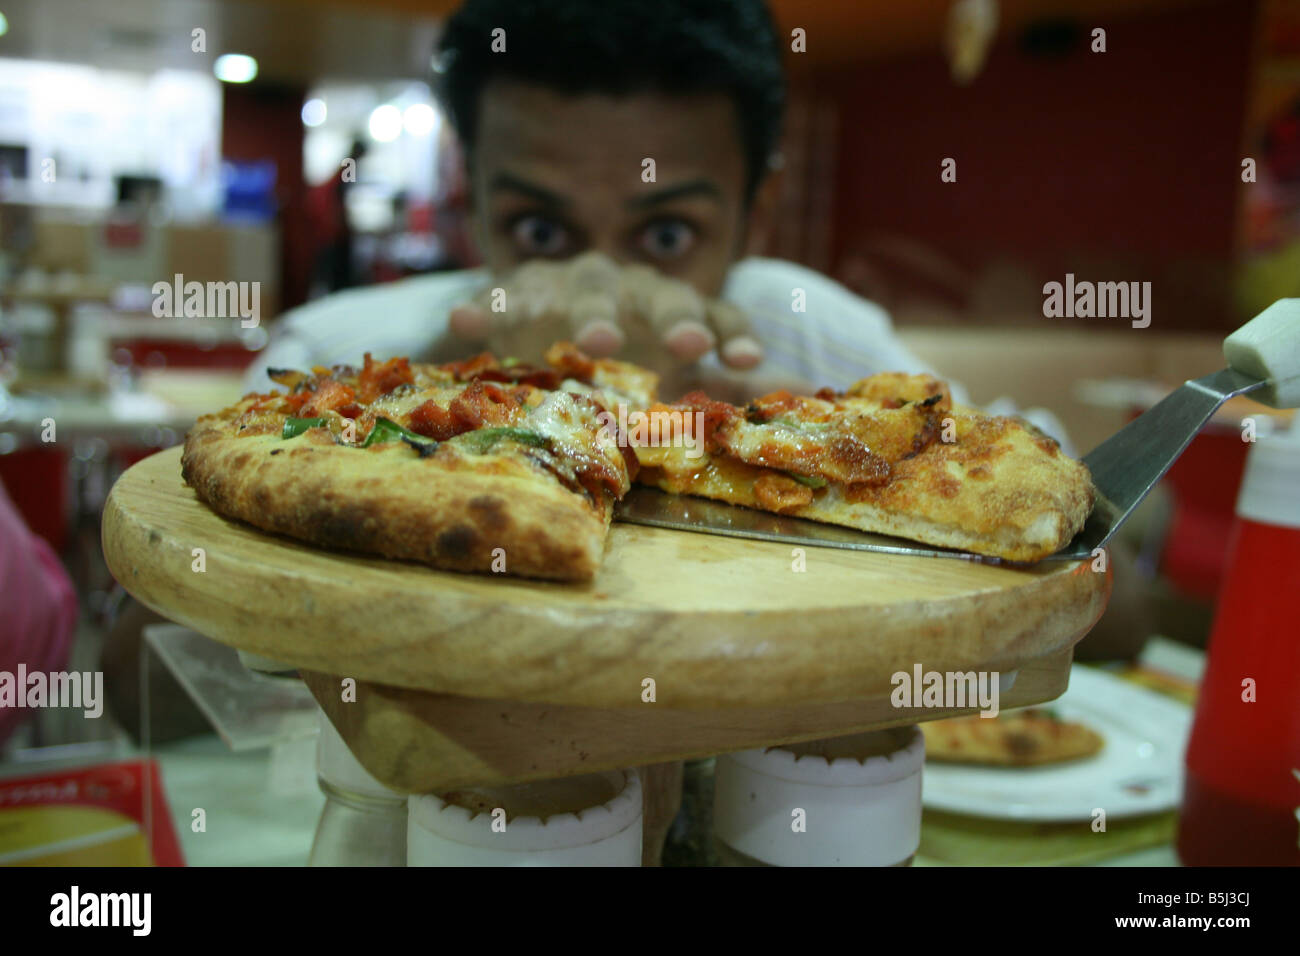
[247,0,936,405]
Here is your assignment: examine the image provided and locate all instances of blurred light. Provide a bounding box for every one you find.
[403,103,437,136]
[946,0,998,85]
[0,13,8,38]
[214,54,258,84]
[302,97,327,127]
[368,104,402,142]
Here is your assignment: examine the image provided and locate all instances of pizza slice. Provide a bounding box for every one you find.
[920,708,1105,766]
[630,372,1094,561]
[181,343,656,581]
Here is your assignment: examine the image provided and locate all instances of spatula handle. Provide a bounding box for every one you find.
[1223,299,1300,409]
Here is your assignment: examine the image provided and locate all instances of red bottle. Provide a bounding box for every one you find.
[1177,424,1300,865]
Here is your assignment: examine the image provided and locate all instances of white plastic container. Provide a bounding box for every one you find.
[408,769,642,866]
[308,709,407,866]
[713,726,924,866]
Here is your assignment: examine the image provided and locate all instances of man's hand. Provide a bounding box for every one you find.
[448,252,763,371]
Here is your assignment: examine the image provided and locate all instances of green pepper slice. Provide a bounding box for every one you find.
[454,426,550,453]
[361,417,437,449]
[282,417,328,439]
[788,472,828,489]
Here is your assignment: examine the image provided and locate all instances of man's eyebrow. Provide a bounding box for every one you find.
[626,179,723,210]
[488,173,570,208]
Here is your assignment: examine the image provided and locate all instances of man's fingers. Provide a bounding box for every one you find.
[449,303,492,341]
[663,321,715,361]
[454,255,760,371]
[565,252,624,356]
[707,301,764,369]
[568,251,620,296]
[510,260,564,323]
[569,291,624,356]
[645,279,713,361]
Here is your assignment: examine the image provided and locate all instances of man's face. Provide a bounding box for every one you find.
[468,80,758,297]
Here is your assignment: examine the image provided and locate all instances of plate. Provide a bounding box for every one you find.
[921,664,1192,821]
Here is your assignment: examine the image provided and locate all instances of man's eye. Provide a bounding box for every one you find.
[510,216,569,256]
[637,220,696,260]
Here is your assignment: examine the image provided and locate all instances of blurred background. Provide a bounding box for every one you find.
[0,0,1297,864]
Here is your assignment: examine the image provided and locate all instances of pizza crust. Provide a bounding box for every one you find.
[182,424,610,581]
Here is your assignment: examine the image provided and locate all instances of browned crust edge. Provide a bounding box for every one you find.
[180,425,610,581]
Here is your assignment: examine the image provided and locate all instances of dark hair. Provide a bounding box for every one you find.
[436,0,786,202]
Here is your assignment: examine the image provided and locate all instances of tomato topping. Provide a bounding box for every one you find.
[299,379,357,417]
[616,440,639,480]
[442,352,500,380]
[282,391,311,413]
[474,366,562,389]
[357,353,414,403]
[575,464,622,501]
[544,341,596,381]
[508,384,538,406]
[408,400,461,441]
[449,380,523,430]
[670,391,738,453]
[409,381,524,440]
[745,390,800,422]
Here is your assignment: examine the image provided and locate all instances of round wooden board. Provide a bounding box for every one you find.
[103,446,1110,708]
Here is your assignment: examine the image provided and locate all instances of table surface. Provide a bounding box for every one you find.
[1,371,247,445]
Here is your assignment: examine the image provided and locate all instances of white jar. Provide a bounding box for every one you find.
[713,726,924,866]
[308,709,407,866]
[408,769,642,866]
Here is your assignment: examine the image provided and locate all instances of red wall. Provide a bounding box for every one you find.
[825,0,1257,330]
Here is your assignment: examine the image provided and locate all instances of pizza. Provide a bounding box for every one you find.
[630,372,1094,561]
[920,708,1105,766]
[183,347,1092,577]
[181,343,657,581]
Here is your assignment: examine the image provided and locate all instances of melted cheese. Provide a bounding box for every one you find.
[525,392,627,487]
[525,392,606,450]
[719,420,830,469]
[369,384,458,423]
